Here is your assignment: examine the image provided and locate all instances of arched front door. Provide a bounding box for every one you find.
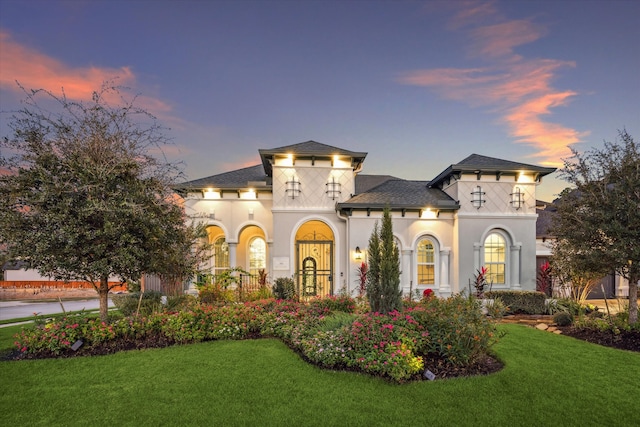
[295,220,334,297]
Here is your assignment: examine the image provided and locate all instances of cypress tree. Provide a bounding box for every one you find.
[367,207,402,313]
[366,222,381,312]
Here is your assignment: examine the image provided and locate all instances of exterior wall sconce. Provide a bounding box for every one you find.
[241,189,257,200]
[471,185,486,209]
[326,176,341,200]
[420,208,439,219]
[510,187,524,210]
[203,189,220,199]
[286,176,301,199]
[355,246,362,260]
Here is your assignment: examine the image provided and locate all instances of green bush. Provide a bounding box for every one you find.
[198,284,235,304]
[112,291,163,316]
[411,294,499,366]
[548,298,585,316]
[165,295,198,312]
[12,295,502,383]
[485,290,546,314]
[485,298,508,319]
[308,295,356,315]
[553,311,574,326]
[272,277,296,300]
[240,286,273,302]
[316,311,358,333]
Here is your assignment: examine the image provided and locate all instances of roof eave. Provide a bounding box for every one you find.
[430,165,557,188]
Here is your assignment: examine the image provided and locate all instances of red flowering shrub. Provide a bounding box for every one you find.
[11,294,499,383]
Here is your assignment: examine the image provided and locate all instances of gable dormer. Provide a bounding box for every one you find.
[259,141,367,210]
[429,154,556,214]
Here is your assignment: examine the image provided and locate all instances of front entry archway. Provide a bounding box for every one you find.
[295,220,334,297]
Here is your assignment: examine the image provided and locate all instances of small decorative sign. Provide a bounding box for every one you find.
[423,369,436,381]
[71,340,84,351]
[273,257,290,270]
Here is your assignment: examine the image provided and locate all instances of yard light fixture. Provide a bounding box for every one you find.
[355,246,362,260]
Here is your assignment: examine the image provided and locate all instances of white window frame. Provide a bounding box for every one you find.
[248,237,267,276]
[482,231,508,286]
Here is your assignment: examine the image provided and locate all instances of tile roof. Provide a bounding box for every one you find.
[259,140,367,157]
[259,140,367,176]
[354,174,399,194]
[536,206,557,238]
[338,179,459,210]
[430,153,557,188]
[174,164,268,191]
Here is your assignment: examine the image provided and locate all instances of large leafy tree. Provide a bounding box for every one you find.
[0,84,207,321]
[366,207,402,314]
[552,130,639,324]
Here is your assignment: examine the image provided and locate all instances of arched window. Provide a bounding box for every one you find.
[213,237,230,275]
[249,237,266,276]
[484,233,506,285]
[417,238,435,285]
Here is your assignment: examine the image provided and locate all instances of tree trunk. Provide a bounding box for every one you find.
[99,276,110,323]
[628,276,638,325]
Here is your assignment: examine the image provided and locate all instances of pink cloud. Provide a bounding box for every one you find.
[0,30,171,116]
[504,92,589,165]
[471,20,546,58]
[448,0,499,30]
[398,3,585,166]
[222,157,262,172]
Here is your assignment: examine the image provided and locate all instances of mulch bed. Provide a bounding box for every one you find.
[3,316,637,383]
[557,327,640,352]
[420,353,504,380]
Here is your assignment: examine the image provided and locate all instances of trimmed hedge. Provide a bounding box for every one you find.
[484,290,546,315]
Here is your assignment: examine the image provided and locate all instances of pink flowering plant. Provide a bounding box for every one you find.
[338,311,428,381]
[408,293,499,366]
[297,310,428,381]
[11,293,499,383]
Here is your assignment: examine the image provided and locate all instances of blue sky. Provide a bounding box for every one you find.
[1,0,638,201]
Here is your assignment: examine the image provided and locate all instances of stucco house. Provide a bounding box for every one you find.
[175,140,556,298]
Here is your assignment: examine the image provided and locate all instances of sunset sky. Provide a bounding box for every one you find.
[1,0,638,201]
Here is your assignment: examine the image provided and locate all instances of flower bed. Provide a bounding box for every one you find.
[10,294,500,382]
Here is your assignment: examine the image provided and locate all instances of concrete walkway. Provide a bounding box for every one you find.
[0,298,111,323]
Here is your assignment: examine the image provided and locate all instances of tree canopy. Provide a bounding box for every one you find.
[0,84,207,321]
[551,130,639,324]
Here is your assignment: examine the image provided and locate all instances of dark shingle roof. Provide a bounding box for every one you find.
[536,208,556,238]
[338,179,459,211]
[174,164,268,191]
[259,140,367,176]
[430,153,557,188]
[354,174,399,195]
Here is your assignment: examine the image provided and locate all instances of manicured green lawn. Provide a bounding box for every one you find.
[1,324,638,426]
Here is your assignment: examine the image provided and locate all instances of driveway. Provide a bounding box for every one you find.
[0,298,111,322]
